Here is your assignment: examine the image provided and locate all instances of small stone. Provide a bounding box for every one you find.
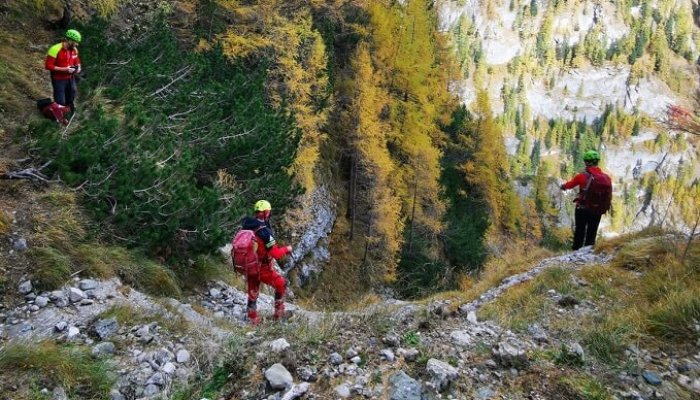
[29,305,40,312]
[35,296,49,308]
[209,288,222,298]
[398,348,420,362]
[135,325,150,337]
[297,366,316,382]
[265,363,293,390]
[350,356,361,364]
[334,383,351,398]
[55,321,67,332]
[146,372,165,386]
[162,362,177,375]
[52,387,68,400]
[269,338,291,352]
[67,326,80,339]
[426,359,459,392]
[566,342,585,362]
[153,348,174,366]
[93,318,119,339]
[176,349,190,364]
[388,370,422,400]
[18,280,33,295]
[13,238,28,252]
[329,352,343,365]
[642,371,662,386]
[476,387,496,399]
[380,348,395,362]
[213,311,225,318]
[346,348,358,359]
[282,382,310,400]
[79,299,94,306]
[109,389,126,400]
[143,384,160,396]
[450,330,472,347]
[68,288,87,303]
[91,342,116,357]
[79,279,98,291]
[492,340,528,368]
[382,334,401,347]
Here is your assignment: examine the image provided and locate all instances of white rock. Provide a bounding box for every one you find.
[67,326,80,339]
[68,288,87,303]
[79,279,98,291]
[209,288,222,298]
[346,348,358,359]
[265,363,294,390]
[269,338,291,352]
[55,321,67,332]
[427,359,459,392]
[162,362,177,375]
[176,349,191,364]
[467,311,478,324]
[450,330,472,347]
[35,296,49,308]
[334,383,351,398]
[350,356,361,364]
[18,280,33,295]
[281,382,311,400]
[380,349,395,362]
[146,372,165,386]
[142,384,160,396]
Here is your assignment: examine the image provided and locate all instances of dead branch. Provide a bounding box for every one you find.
[149,66,193,98]
[1,162,53,183]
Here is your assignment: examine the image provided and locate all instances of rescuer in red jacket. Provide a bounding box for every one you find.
[45,29,82,111]
[560,150,612,250]
[241,200,293,325]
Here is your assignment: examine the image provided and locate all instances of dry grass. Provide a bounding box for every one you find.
[431,245,554,311]
[594,226,666,254]
[100,303,190,334]
[28,246,73,290]
[0,209,11,236]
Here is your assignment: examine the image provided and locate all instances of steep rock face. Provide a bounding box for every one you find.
[438,0,700,235]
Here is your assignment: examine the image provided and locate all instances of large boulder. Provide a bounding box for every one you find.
[492,340,528,368]
[93,318,119,340]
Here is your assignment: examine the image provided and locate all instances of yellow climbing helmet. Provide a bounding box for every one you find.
[254,200,272,213]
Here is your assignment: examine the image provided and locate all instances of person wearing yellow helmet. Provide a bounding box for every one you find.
[240,200,293,324]
[45,29,82,111]
[560,150,613,250]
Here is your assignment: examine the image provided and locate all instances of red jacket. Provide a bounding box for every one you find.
[242,217,290,266]
[562,166,603,205]
[45,42,81,80]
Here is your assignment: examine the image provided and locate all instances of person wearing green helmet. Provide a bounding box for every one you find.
[239,200,293,325]
[45,29,82,111]
[560,150,613,250]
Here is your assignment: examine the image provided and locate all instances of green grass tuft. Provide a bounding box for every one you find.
[29,247,74,290]
[0,341,113,399]
[647,289,700,341]
[0,209,10,235]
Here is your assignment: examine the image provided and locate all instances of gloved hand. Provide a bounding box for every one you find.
[286,245,293,253]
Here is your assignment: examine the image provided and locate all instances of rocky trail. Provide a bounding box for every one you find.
[1,247,699,399]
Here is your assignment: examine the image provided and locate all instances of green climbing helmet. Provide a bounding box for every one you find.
[65,29,82,43]
[583,150,600,162]
[254,200,272,213]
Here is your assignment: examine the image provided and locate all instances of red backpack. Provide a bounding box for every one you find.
[583,171,613,215]
[231,228,262,276]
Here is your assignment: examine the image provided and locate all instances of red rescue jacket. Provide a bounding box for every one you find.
[562,166,604,207]
[241,217,290,266]
[45,42,81,81]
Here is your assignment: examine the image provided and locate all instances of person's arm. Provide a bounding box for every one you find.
[259,228,292,260]
[74,51,81,73]
[561,173,586,190]
[45,44,69,72]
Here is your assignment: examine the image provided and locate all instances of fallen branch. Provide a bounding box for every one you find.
[1,161,53,183]
[149,66,193,98]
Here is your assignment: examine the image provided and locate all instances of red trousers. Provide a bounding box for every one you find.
[246,264,286,323]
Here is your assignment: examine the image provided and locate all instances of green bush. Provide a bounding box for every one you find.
[33,18,300,256]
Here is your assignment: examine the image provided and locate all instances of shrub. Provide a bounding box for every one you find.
[34,18,300,256]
